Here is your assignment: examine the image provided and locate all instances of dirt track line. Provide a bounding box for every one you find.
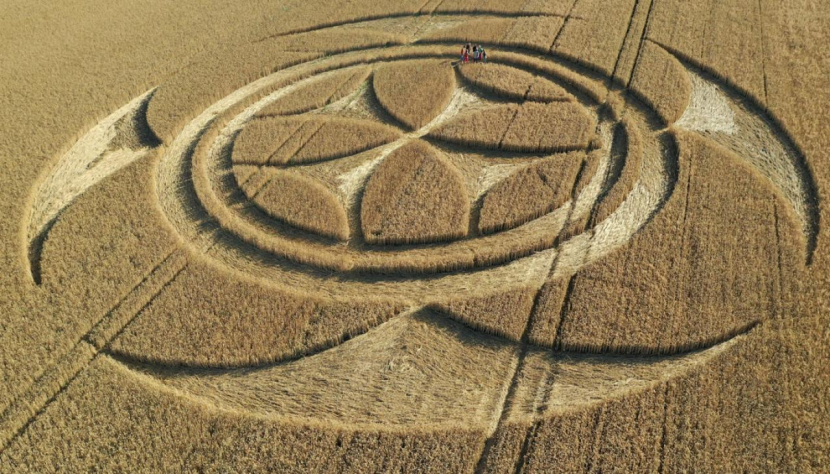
[0,249,187,452]
[416,0,434,15]
[496,108,520,151]
[473,345,525,474]
[609,0,645,86]
[474,275,554,472]
[511,364,557,474]
[551,276,578,350]
[421,0,445,15]
[625,0,656,87]
[476,134,642,469]
[0,342,96,452]
[656,383,671,474]
[547,0,578,53]
[86,250,188,349]
[584,406,607,473]
[512,410,537,474]
[475,151,592,472]
[756,0,769,105]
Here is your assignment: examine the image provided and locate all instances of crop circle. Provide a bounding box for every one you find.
[155,44,672,306]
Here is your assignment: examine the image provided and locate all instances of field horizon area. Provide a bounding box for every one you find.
[0,0,828,472]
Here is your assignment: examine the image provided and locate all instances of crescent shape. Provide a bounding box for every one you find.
[24,89,160,284]
[665,46,819,263]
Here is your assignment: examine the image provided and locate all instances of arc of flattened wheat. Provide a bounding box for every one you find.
[24,89,159,284]
[666,48,819,263]
[22,47,818,290]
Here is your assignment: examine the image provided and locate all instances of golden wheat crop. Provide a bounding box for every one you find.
[430,102,595,153]
[108,258,404,367]
[557,131,791,354]
[421,18,515,44]
[458,63,570,103]
[1,355,487,472]
[372,59,456,129]
[258,66,372,116]
[271,28,408,54]
[192,117,355,272]
[431,285,538,341]
[232,117,305,165]
[231,164,259,188]
[629,41,692,125]
[591,116,644,224]
[1,1,827,472]
[507,15,564,52]
[146,51,320,143]
[560,149,602,238]
[252,171,350,240]
[478,152,584,234]
[361,140,469,244]
[232,116,400,165]
[290,118,401,164]
[434,0,528,15]
[550,0,638,75]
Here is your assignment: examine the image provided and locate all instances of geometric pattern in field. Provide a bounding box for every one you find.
[6,8,823,472]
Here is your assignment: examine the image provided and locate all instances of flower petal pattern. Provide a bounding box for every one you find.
[232,116,401,165]
[429,102,596,153]
[478,152,585,234]
[373,59,456,130]
[361,140,469,244]
[252,170,349,240]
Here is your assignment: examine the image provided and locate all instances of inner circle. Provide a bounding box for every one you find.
[206,50,609,273]
[156,44,669,300]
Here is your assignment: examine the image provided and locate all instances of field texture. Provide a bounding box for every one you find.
[0,0,828,472]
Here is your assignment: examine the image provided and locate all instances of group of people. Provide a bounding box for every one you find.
[460,43,487,63]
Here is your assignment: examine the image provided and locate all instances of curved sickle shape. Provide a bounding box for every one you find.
[667,48,819,263]
[25,89,160,284]
[116,309,751,430]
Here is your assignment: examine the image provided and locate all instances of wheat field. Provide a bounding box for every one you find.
[0,1,828,472]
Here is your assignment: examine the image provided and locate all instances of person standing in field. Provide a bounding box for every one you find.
[481,47,487,63]
[463,48,469,63]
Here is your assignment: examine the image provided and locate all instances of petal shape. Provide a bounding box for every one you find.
[361,140,469,244]
[478,152,586,234]
[459,63,572,103]
[430,102,595,153]
[232,116,401,165]
[373,59,456,130]
[253,171,349,240]
[258,65,371,116]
